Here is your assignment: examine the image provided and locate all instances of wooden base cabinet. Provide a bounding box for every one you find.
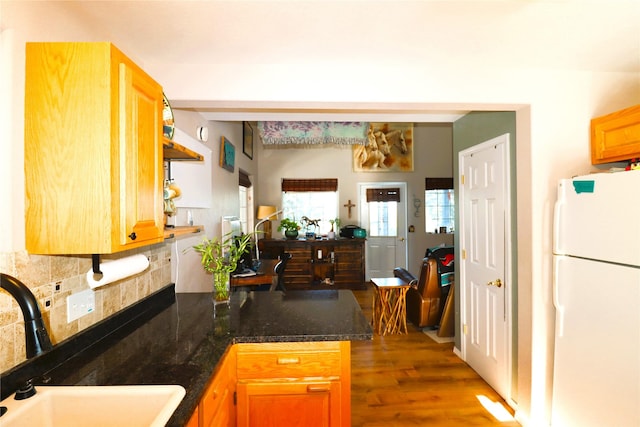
[235,341,351,427]
[199,346,237,427]
[190,341,351,427]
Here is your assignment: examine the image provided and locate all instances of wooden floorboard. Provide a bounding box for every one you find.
[351,285,520,427]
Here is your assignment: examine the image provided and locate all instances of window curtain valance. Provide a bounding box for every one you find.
[366,188,401,202]
[259,121,369,145]
[239,169,252,188]
[425,178,454,190]
[281,178,338,192]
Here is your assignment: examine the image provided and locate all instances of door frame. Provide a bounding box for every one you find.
[458,133,514,406]
[358,181,408,280]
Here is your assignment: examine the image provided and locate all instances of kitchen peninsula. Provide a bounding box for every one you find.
[0,285,372,426]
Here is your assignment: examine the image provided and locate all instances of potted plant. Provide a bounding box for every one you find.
[277,218,301,239]
[192,232,252,303]
[328,218,341,239]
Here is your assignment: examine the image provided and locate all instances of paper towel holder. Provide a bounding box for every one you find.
[92,254,103,277]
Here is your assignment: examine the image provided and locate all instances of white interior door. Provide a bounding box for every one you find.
[459,134,511,401]
[359,183,407,280]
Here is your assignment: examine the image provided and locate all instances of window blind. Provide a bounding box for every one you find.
[425,178,454,190]
[281,178,338,192]
[239,170,252,188]
[366,188,401,202]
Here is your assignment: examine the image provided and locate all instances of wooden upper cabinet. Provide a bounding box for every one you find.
[591,105,640,164]
[25,42,164,254]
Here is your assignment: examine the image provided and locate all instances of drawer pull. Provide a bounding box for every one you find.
[307,384,331,393]
[277,357,301,365]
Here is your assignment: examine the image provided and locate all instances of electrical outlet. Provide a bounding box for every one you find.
[67,289,95,323]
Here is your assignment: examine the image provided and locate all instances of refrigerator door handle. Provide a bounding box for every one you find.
[553,255,565,337]
[552,187,565,255]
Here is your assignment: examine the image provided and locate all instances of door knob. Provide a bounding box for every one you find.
[487,279,502,288]
[128,232,137,241]
[399,237,406,242]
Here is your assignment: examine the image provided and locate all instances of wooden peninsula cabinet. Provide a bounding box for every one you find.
[188,341,351,427]
[236,341,350,427]
[259,239,366,290]
[24,42,164,254]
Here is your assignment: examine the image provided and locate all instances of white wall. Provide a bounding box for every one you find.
[254,123,453,275]
[169,114,256,292]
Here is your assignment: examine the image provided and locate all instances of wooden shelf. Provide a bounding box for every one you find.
[164,225,203,239]
[163,138,203,161]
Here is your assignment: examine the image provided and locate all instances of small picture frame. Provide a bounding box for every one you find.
[220,136,235,172]
[243,121,254,159]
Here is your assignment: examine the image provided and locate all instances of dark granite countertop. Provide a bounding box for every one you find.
[1,285,372,426]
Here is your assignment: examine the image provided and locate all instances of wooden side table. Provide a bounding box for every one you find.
[371,277,410,335]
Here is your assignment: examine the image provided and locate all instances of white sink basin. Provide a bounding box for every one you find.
[0,385,186,427]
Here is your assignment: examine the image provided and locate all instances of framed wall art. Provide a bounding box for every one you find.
[243,121,254,159]
[220,136,235,172]
[353,123,414,172]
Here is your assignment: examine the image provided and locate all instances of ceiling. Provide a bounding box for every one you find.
[35,0,640,122]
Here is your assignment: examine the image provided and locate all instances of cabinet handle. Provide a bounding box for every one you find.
[307,384,330,393]
[277,357,300,365]
[128,232,137,241]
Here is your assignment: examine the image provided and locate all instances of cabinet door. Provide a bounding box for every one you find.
[591,105,640,164]
[333,243,365,289]
[200,346,237,427]
[236,380,341,427]
[24,42,164,254]
[117,58,164,249]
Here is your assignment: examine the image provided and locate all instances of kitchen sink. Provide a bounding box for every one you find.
[0,384,186,427]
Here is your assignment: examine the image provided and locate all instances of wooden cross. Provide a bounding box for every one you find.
[344,199,356,218]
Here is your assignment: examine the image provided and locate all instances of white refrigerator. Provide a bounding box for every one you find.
[552,170,640,427]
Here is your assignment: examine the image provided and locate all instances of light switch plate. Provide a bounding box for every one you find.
[67,289,95,323]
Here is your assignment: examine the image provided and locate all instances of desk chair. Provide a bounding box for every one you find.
[270,252,291,291]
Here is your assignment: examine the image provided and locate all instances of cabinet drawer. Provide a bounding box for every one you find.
[236,342,343,380]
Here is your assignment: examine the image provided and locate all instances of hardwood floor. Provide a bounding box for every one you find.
[351,286,520,427]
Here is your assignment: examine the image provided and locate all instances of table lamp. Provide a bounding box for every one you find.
[254,206,282,259]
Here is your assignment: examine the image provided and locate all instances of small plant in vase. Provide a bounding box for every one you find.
[192,232,252,304]
[328,218,341,239]
[277,218,301,239]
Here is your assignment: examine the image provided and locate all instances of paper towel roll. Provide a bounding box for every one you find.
[86,254,150,289]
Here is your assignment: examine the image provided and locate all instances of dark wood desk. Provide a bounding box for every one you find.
[230,259,278,290]
[258,238,365,290]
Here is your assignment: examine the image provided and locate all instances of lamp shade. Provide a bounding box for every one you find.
[257,205,278,220]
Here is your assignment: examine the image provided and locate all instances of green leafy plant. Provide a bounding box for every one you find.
[277,218,301,232]
[191,232,252,301]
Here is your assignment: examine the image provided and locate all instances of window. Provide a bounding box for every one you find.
[425,178,454,233]
[281,179,338,235]
[239,169,253,234]
[368,202,398,236]
[366,188,400,237]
